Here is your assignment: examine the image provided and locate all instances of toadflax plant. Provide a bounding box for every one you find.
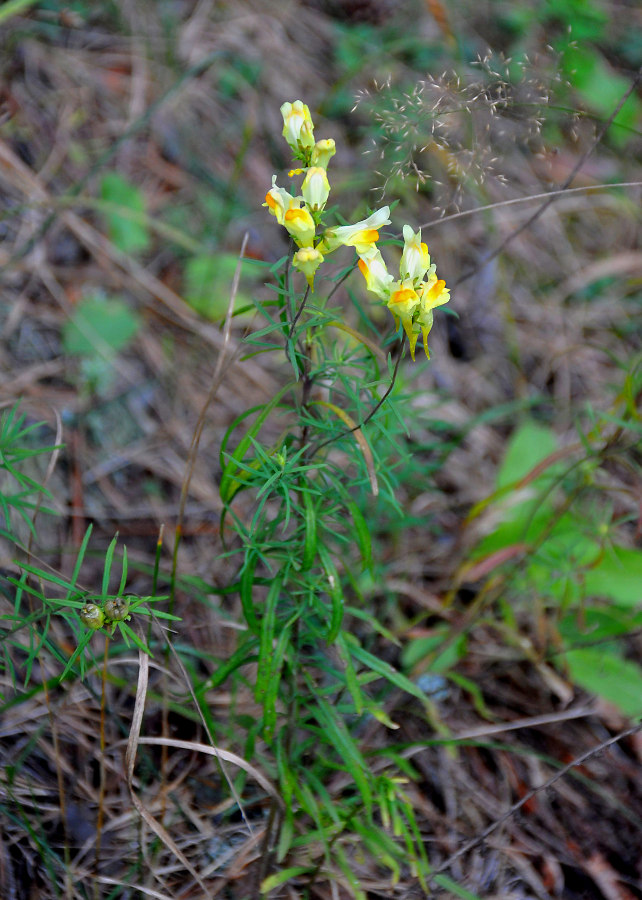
[216,100,454,897]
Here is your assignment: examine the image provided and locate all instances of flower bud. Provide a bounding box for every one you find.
[301,166,330,212]
[311,138,336,169]
[104,597,130,622]
[80,603,105,630]
[280,100,315,152]
[293,246,324,290]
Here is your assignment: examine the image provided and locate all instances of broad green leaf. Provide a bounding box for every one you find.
[183,253,253,320]
[100,172,150,253]
[62,293,140,357]
[496,421,558,489]
[584,545,642,607]
[564,647,642,717]
[560,606,642,645]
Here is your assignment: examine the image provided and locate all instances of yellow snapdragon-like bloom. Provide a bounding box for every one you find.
[301,166,330,212]
[264,176,300,226]
[283,207,316,247]
[387,280,421,343]
[400,224,431,283]
[355,223,450,360]
[311,138,336,169]
[281,100,315,152]
[322,206,391,254]
[413,276,450,359]
[293,246,324,290]
[357,246,395,301]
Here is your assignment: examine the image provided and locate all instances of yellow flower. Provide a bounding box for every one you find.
[419,275,450,311]
[301,166,330,212]
[283,207,316,247]
[281,100,315,152]
[400,224,431,284]
[357,246,394,300]
[322,206,391,254]
[293,246,324,290]
[387,280,420,347]
[311,138,336,169]
[416,276,450,359]
[264,177,300,226]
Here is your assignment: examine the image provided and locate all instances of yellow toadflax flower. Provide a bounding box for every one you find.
[283,207,316,247]
[264,176,300,226]
[357,246,395,301]
[399,224,431,284]
[355,222,451,361]
[415,275,450,359]
[386,280,421,345]
[321,206,391,255]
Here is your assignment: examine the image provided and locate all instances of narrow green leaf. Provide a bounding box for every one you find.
[261,866,314,893]
[317,544,344,643]
[255,578,281,702]
[433,874,484,899]
[301,489,317,571]
[239,552,260,633]
[262,618,295,741]
[117,545,128,597]
[347,500,372,572]
[348,640,430,705]
[311,697,372,812]
[220,384,291,503]
[102,535,118,596]
[336,632,364,715]
[66,525,93,600]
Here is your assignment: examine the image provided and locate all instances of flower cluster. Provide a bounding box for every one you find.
[265,100,450,360]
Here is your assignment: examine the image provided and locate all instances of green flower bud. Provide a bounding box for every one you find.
[104,597,130,622]
[80,603,105,630]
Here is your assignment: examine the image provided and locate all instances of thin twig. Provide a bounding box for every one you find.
[429,721,642,884]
